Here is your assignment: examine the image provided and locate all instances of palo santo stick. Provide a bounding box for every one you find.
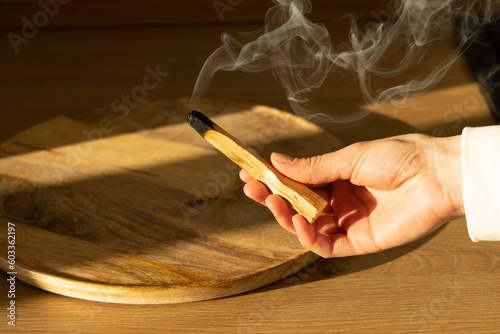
[186,110,327,223]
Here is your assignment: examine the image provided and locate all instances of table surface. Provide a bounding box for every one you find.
[0,19,499,333]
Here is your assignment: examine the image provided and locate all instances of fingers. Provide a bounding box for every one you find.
[241,173,314,234]
[315,214,343,235]
[243,180,270,206]
[240,152,374,258]
[291,214,366,258]
[292,214,316,246]
[242,177,369,257]
[292,214,340,258]
[241,172,297,235]
[270,148,362,185]
[266,196,343,241]
[266,194,297,235]
[239,169,254,183]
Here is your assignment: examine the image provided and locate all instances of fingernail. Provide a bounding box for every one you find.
[272,152,294,164]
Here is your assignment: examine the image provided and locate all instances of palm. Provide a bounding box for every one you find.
[329,176,444,256]
[314,140,448,256]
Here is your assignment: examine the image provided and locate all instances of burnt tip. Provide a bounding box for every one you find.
[186,110,213,137]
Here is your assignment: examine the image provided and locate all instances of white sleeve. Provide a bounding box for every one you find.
[462,126,500,241]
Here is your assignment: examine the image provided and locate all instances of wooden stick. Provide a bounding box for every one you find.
[186,110,327,223]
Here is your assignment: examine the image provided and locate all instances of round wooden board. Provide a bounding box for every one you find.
[0,98,343,304]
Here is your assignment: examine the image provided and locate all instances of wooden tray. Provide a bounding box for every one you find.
[0,98,343,304]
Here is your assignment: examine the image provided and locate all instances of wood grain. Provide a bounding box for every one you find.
[0,98,343,304]
[1,16,499,334]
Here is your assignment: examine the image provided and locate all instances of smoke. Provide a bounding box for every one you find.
[191,0,498,123]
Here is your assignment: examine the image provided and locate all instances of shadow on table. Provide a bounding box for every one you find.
[243,224,446,295]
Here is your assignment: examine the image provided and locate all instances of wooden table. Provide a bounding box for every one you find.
[1,18,499,333]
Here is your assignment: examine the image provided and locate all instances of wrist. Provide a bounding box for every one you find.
[432,134,465,219]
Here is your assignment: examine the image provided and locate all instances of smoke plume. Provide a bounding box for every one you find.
[191,0,498,123]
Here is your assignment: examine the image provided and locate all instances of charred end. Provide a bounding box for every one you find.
[186,110,214,137]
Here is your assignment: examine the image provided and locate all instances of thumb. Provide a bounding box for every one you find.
[270,149,358,185]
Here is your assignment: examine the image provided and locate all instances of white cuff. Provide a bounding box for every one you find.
[462,126,500,241]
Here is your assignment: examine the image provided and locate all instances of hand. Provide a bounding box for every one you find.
[240,133,464,257]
